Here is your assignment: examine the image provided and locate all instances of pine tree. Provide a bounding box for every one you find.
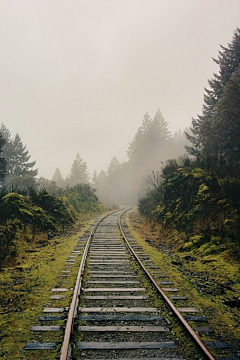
[211,63,240,162]
[152,109,171,141]
[10,133,37,177]
[52,168,65,188]
[127,126,144,163]
[1,127,38,190]
[127,112,149,163]
[0,131,7,183]
[106,157,121,206]
[0,124,13,172]
[94,170,109,206]
[37,177,59,195]
[186,28,240,157]
[146,109,172,161]
[69,153,89,186]
[92,170,98,185]
[141,111,152,133]
[128,110,172,169]
[107,157,120,177]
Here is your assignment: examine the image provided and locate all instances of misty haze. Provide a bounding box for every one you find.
[1,2,240,358]
[1,0,240,207]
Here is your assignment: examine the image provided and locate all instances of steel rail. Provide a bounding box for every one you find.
[60,210,121,360]
[119,209,216,360]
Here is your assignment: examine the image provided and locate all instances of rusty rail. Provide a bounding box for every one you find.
[119,210,216,360]
[60,209,123,360]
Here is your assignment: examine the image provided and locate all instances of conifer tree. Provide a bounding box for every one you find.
[69,153,89,186]
[37,177,59,194]
[141,111,152,134]
[94,170,109,205]
[211,63,240,162]
[128,110,172,168]
[127,112,151,163]
[0,124,13,169]
[0,125,38,190]
[107,156,120,177]
[10,133,37,178]
[92,170,98,185]
[0,132,7,183]
[146,109,172,161]
[186,28,240,157]
[127,126,145,163]
[104,156,122,206]
[52,167,65,188]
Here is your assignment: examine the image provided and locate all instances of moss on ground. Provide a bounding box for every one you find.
[0,217,95,360]
[126,208,240,355]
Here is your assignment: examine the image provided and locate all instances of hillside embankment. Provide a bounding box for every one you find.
[0,215,98,359]
[126,208,240,350]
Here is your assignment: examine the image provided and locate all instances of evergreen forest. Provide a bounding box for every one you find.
[91,110,190,207]
[138,28,240,258]
[1,28,240,265]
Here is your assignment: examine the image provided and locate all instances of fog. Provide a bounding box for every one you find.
[0,0,240,179]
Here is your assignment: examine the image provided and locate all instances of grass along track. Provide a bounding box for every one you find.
[1,208,239,359]
[0,216,98,360]
[125,208,240,359]
[24,208,234,359]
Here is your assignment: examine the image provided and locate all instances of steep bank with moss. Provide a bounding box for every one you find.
[127,208,240,353]
[0,184,104,267]
[0,215,98,359]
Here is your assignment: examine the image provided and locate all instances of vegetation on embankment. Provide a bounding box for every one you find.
[138,28,240,266]
[0,215,96,360]
[126,209,240,351]
[139,161,240,262]
[0,181,104,357]
[0,183,104,267]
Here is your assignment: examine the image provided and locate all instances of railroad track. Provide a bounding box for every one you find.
[24,208,239,360]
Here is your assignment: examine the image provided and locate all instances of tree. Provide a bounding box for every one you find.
[186,28,240,158]
[127,122,145,163]
[0,124,13,173]
[93,170,109,206]
[128,110,172,172]
[92,170,98,185]
[69,153,89,186]
[146,109,172,162]
[171,128,191,159]
[105,156,122,206]
[107,156,120,177]
[1,127,38,190]
[152,109,171,142]
[37,177,60,195]
[210,64,240,162]
[52,168,65,188]
[10,133,37,177]
[0,131,7,183]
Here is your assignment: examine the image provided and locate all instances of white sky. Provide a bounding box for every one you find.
[0,0,240,178]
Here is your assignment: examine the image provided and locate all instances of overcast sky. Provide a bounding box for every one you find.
[0,0,240,179]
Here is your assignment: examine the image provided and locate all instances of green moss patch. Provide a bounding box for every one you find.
[126,209,240,353]
[0,218,94,360]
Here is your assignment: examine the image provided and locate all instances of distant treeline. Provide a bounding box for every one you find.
[90,110,190,207]
[138,28,240,255]
[48,110,190,208]
[0,123,91,192]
